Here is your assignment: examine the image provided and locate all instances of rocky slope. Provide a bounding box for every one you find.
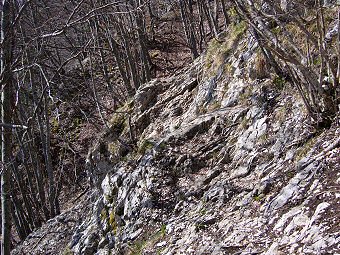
[13,23,340,255]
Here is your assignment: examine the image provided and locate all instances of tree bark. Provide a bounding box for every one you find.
[1,0,13,253]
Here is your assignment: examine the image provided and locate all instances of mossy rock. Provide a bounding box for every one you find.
[137,139,155,155]
[205,21,247,76]
[272,75,287,91]
[100,208,109,221]
[128,225,167,255]
[295,136,318,161]
[109,100,134,135]
[62,246,74,255]
[239,86,253,105]
[109,114,127,135]
[109,210,118,234]
[207,100,221,111]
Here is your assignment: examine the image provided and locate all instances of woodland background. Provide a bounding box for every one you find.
[0,0,339,254]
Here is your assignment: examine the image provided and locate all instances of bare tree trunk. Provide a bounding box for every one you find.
[43,91,60,217]
[202,0,219,37]
[179,0,199,59]
[106,31,134,96]
[118,21,141,90]
[220,0,230,27]
[134,0,152,82]
[1,0,13,253]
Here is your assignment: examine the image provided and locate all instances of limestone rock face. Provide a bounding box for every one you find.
[12,25,340,255]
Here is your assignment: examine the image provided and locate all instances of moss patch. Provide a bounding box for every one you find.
[272,75,286,91]
[138,139,155,155]
[295,136,318,162]
[205,21,247,76]
[109,100,134,135]
[100,208,108,221]
[109,113,127,135]
[109,210,118,235]
[62,247,74,255]
[207,101,221,111]
[128,226,167,255]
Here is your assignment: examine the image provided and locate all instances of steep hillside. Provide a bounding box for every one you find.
[12,22,339,255]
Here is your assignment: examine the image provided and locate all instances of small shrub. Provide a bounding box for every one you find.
[51,117,60,133]
[128,226,166,255]
[129,240,147,255]
[272,75,286,91]
[253,194,264,201]
[109,114,126,135]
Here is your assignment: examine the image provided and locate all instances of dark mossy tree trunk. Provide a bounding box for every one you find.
[1,0,13,254]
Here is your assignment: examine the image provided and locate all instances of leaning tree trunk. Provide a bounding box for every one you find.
[1,0,13,254]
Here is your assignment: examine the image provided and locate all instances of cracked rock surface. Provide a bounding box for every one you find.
[12,27,340,255]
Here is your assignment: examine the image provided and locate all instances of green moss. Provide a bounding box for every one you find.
[223,63,234,76]
[199,207,207,216]
[272,75,286,91]
[159,224,167,238]
[271,26,281,35]
[227,6,242,23]
[258,133,269,144]
[51,117,59,133]
[194,222,206,231]
[158,141,167,150]
[109,114,126,135]
[128,226,167,255]
[240,117,250,129]
[127,99,135,109]
[253,194,264,201]
[109,210,118,235]
[208,101,221,111]
[138,139,154,155]
[104,194,114,204]
[129,239,147,255]
[72,117,81,128]
[286,170,295,179]
[205,21,247,75]
[295,137,318,162]
[100,208,108,221]
[108,142,119,156]
[108,100,134,136]
[232,21,247,36]
[62,247,74,255]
